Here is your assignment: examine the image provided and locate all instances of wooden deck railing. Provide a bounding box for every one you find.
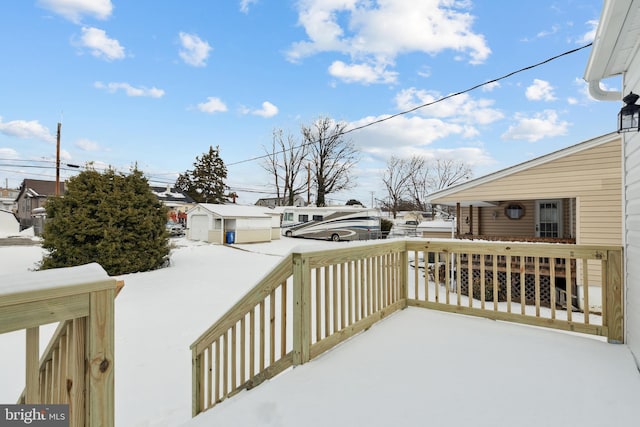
[406,240,623,339]
[0,263,119,427]
[190,239,624,417]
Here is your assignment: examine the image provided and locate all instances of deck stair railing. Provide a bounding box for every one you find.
[0,263,119,427]
[191,239,623,417]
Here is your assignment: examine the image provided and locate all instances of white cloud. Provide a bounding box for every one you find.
[577,20,598,44]
[328,61,398,85]
[179,32,212,67]
[481,81,500,92]
[240,0,258,13]
[75,138,102,151]
[249,101,279,118]
[501,110,569,142]
[79,27,125,61]
[287,0,490,83]
[0,116,55,143]
[197,97,228,114]
[346,114,495,171]
[394,88,504,126]
[0,148,19,159]
[38,0,113,23]
[536,24,560,39]
[349,114,464,153]
[60,149,72,161]
[94,81,165,98]
[525,79,557,101]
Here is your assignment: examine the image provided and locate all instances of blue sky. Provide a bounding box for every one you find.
[0,0,621,206]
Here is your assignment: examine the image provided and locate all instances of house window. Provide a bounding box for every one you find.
[504,203,525,220]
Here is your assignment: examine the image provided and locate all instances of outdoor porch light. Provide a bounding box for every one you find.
[618,92,640,133]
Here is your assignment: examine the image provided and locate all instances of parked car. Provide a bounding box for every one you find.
[166,221,185,237]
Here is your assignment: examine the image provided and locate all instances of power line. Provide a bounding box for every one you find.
[227,42,593,167]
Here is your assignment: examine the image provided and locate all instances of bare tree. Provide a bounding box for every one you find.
[384,156,473,215]
[382,156,421,218]
[261,129,308,205]
[428,159,473,191]
[406,155,430,212]
[302,117,358,206]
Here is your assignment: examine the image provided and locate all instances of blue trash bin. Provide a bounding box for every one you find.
[225,231,235,244]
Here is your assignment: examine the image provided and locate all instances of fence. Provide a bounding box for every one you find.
[190,239,623,417]
[0,263,119,427]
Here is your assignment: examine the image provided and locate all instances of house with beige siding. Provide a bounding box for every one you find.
[584,0,640,367]
[426,132,623,312]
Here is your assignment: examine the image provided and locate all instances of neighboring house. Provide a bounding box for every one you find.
[426,132,621,246]
[151,185,196,225]
[187,204,281,244]
[0,187,19,212]
[426,132,622,312]
[0,209,19,236]
[584,0,640,366]
[255,196,306,208]
[15,179,65,231]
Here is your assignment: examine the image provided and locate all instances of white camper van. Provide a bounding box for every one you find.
[281,206,382,241]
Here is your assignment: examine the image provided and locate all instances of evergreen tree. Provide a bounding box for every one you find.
[176,145,228,203]
[40,168,170,275]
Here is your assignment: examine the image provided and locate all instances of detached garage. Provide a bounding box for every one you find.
[186,204,280,244]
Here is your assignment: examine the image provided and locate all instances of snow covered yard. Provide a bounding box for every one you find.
[1,236,639,427]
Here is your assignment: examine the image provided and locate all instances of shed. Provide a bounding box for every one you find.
[187,204,281,244]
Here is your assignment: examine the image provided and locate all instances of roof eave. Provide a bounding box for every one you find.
[584,0,638,100]
[427,132,620,205]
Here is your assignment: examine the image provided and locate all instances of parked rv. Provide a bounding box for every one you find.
[281,206,382,241]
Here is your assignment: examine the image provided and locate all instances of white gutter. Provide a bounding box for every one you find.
[588,80,621,102]
[583,0,630,102]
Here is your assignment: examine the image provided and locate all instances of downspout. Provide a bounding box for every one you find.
[588,80,621,102]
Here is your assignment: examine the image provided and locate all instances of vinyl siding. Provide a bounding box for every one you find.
[622,50,640,357]
[435,137,622,247]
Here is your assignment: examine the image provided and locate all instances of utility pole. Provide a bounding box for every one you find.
[307,163,311,206]
[55,122,61,196]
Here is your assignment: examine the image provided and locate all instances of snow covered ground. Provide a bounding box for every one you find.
[1,236,639,426]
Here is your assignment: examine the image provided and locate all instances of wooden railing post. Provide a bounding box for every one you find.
[25,327,39,404]
[70,318,86,427]
[86,288,115,427]
[191,348,203,417]
[292,253,311,365]
[400,244,409,306]
[605,249,624,343]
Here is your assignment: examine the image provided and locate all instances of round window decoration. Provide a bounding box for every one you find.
[505,203,525,220]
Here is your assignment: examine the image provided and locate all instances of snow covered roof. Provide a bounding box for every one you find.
[193,203,278,218]
[150,186,195,203]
